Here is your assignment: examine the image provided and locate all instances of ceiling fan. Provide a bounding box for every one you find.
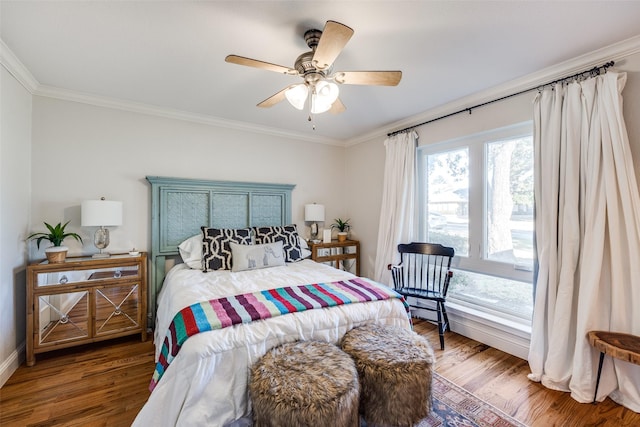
[225,20,402,116]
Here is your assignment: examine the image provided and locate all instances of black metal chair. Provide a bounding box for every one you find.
[390,242,455,350]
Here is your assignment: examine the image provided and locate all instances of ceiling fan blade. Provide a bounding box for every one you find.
[225,55,297,75]
[257,86,292,108]
[312,21,354,70]
[334,71,402,86]
[330,98,346,114]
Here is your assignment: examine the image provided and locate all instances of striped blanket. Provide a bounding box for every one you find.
[150,277,409,391]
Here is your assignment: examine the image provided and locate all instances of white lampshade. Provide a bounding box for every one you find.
[311,81,339,114]
[285,84,309,110]
[285,81,339,114]
[304,204,325,222]
[81,199,123,227]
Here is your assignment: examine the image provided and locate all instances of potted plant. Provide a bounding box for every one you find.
[27,221,83,263]
[331,218,351,242]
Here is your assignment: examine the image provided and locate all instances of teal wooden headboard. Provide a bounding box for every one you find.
[146,176,295,327]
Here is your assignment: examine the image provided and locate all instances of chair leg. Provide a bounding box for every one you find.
[437,302,445,350]
[442,303,450,332]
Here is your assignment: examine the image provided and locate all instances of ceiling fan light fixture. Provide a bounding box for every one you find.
[310,97,332,114]
[285,84,308,110]
[309,80,339,114]
[316,80,339,104]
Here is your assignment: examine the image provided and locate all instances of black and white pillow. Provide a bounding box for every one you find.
[253,225,303,263]
[201,227,252,272]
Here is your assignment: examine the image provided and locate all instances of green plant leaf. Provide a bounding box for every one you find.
[27,220,83,249]
[331,218,351,232]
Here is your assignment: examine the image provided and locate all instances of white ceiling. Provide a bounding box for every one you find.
[2,1,640,143]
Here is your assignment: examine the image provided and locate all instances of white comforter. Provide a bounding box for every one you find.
[133,260,411,426]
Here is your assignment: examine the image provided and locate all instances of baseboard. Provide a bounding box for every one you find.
[0,342,25,388]
[411,301,531,360]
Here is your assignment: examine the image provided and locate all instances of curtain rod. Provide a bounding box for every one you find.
[387,60,615,137]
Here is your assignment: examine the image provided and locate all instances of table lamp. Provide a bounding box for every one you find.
[304,203,325,243]
[81,197,123,258]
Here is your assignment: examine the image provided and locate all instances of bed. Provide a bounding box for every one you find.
[133,177,412,426]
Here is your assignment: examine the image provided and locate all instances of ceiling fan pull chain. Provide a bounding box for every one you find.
[307,88,316,130]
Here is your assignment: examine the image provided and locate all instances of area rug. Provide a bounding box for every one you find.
[362,373,526,427]
[413,373,526,427]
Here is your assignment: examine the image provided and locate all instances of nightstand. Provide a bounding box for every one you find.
[26,253,147,366]
[308,239,360,276]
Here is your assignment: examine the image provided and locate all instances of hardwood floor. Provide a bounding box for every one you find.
[1,319,638,426]
[0,337,153,427]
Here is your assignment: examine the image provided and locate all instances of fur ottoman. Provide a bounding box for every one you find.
[340,323,435,427]
[250,340,360,427]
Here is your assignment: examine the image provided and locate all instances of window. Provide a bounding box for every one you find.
[418,123,534,320]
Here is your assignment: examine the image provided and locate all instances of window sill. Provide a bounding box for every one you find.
[409,297,531,359]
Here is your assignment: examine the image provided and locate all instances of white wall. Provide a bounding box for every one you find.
[29,97,347,259]
[343,137,386,278]
[0,66,32,386]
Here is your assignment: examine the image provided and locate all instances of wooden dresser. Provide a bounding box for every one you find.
[26,253,147,366]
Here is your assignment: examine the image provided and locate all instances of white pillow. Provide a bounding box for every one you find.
[298,236,312,259]
[178,233,203,270]
[230,241,285,272]
[299,236,309,250]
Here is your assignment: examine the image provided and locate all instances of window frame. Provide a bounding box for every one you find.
[417,121,534,285]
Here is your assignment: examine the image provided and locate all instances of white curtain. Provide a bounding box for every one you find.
[529,71,640,411]
[374,131,418,285]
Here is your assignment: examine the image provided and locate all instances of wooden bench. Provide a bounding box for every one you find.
[587,331,640,403]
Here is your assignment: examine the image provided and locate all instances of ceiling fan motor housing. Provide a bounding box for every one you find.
[304,29,322,49]
[294,28,334,79]
[294,51,332,81]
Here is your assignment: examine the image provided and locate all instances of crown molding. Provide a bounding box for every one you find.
[0,38,342,146]
[33,85,343,146]
[5,33,640,148]
[0,39,39,93]
[345,34,640,147]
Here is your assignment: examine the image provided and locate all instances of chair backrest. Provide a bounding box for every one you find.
[392,242,455,296]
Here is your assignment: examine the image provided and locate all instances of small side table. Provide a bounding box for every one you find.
[587,330,640,403]
[309,239,360,276]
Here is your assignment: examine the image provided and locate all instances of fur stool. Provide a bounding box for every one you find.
[250,340,359,427]
[341,323,435,427]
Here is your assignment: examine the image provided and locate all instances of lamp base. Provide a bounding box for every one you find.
[92,252,111,259]
[93,227,111,258]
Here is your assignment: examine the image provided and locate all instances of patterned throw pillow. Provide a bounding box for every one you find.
[201,227,252,272]
[253,225,303,263]
[229,241,285,272]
